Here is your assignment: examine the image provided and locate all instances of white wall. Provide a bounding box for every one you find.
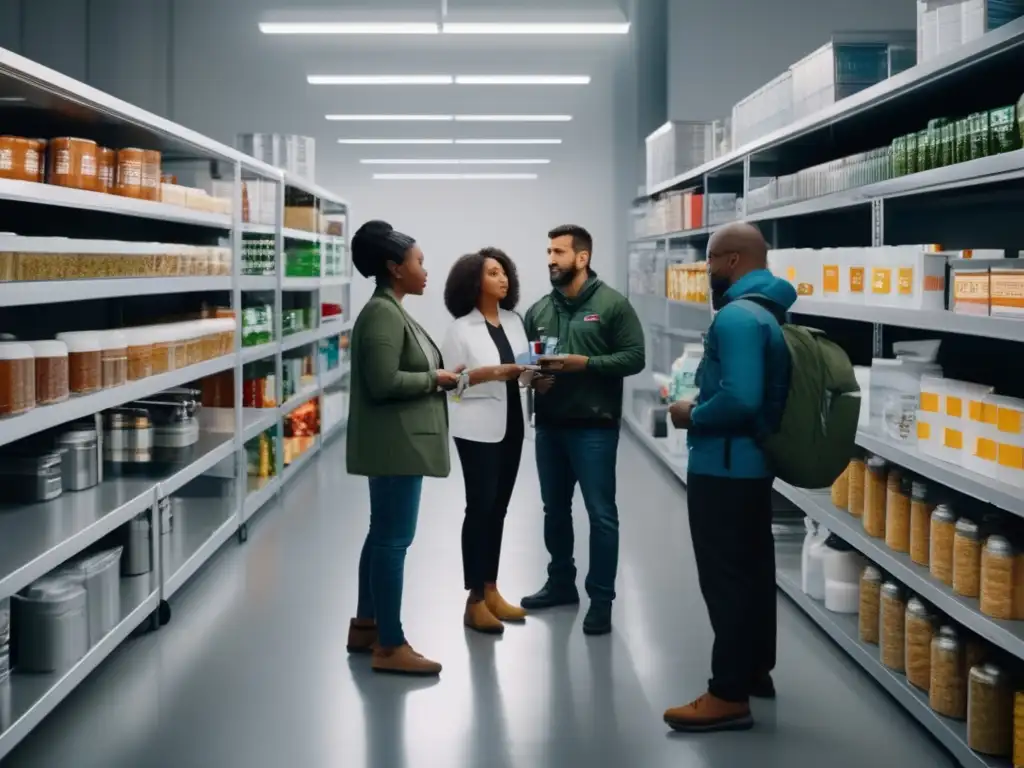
[666,0,918,122]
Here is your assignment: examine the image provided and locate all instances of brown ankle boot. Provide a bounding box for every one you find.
[372,644,442,676]
[464,599,505,634]
[664,693,753,732]
[347,618,377,654]
[484,584,527,622]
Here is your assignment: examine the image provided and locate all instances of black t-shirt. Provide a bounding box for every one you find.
[486,321,524,439]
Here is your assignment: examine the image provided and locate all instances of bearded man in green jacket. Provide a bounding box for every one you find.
[520,224,646,635]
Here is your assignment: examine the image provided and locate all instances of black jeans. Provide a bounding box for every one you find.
[454,428,523,592]
[687,472,777,703]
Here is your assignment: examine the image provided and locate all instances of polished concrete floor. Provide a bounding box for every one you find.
[3,431,954,768]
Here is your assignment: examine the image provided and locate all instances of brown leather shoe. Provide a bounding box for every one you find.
[372,644,442,676]
[347,618,377,654]
[464,599,505,634]
[484,584,527,622]
[664,693,753,732]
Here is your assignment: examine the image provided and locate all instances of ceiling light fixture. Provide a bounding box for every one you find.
[309,75,453,85]
[339,139,455,145]
[326,114,454,121]
[373,173,539,180]
[442,22,629,35]
[260,22,440,34]
[454,114,572,122]
[455,138,562,145]
[360,159,550,165]
[455,75,590,85]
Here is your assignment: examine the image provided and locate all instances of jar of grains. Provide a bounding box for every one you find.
[57,332,102,395]
[886,471,912,553]
[909,479,934,566]
[905,597,934,692]
[863,456,888,538]
[26,340,68,406]
[847,454,865,518]
[931,628,967,720]
[930,505,957,586]
[953,518,983,598]
[831,462,850,509]
[97,330,128,389]
[0,342,35,416]
[859,565,883,645]
[981,535,1015,620]
[968,663,1013,756]
[880,581,906,672]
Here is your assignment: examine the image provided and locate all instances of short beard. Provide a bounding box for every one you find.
[549,267,577,287]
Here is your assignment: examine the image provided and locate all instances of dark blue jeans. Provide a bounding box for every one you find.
[535,426,620,603]
[356,475,423,648]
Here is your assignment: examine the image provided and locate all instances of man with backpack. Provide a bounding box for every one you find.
[662,223,859,733]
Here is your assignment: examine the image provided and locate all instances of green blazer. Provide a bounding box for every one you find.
[346,287,451,478]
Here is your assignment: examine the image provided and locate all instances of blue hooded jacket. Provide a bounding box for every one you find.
[686,269,797,479]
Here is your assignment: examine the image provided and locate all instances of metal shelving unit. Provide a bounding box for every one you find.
[626,19,1024,768]
[0,44,353,759]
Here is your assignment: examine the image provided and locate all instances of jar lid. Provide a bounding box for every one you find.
[938,625,959,640]
[51,136,98,146]
[986,535,1014,556]
[970,662,1006,686]
[58,426,97,445]
[862,565,883,582]
[934,633,960,652]
[906,596,932,618]
[911,480,928,499]
[96,330,127,350]
[20,576,85,603]
[867,456,887,470]
[120,327,157,347]
[0,341,33,360]
[955,517,980,538]
[881,581,903,599]
[56,331,103,352]
[932,504,956,522]
[26,340,68,358]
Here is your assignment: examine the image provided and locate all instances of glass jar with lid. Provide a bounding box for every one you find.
[859,565,883,644]
[56,332,102,395]
[831,462,850,509]
[25,340,68,406]
[968,662,1013,756]
[930,504,957,586]
[122,327,154,381]
[905,597,934,691]
[885,471,912,553]
[880,580,906,672]
[863,456,888,538]
[147,325,174,375]
[0,341,35,416]
[909,479,933,566]
[931,627,967,719]
[953,517,983,598]
[847,454,865,517]
[164,323,188,370]
[981,535,1014,620]
[198,318,220,361]
[97,330,128,389]
[180,322,203,367]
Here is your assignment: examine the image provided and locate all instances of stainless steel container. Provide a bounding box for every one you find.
[122,514,152,576]
[12,577,88,673]
[57,424,99,491]
[103,409,153,475]
[153,419,200,464]
[0,450,63,503]
[62,547,122,644]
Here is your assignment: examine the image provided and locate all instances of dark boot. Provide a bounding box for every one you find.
[520,582,580,611]
[582,601,612,635]
[347,618,377,654]
[750,674,776,699]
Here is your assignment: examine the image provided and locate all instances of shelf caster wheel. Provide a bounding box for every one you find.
[158,600,172,626]
[238,523,249,543]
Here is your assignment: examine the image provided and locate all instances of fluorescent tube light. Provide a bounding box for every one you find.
[455,75,590,85]
[360,159,550,165]
[260,22,440,34]
[442,22,629,35]
[326,114,454,121]
[339,139,455,145]
[454,115,572,122]
[373,173,539,180]
[455,138,562,145]
[309,75,453,85]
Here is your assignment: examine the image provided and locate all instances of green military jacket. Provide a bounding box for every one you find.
[346,287,451,478]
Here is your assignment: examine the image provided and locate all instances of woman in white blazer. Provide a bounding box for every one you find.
[441,247,531,635]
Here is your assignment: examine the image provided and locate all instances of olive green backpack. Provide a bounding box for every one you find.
[738,296,861,490]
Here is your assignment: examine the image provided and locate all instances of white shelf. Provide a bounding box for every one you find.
[241,223,276,237]
[0,277,231,307]
[162,496,238,600]
[323,417,348,442]
[320,275,351,288]
[775,563,1002,768]
[320,363,350,390]
[243,475,279,522]
[0,575,158,762]
[283,171,350,208]
[0,354,235,451]
[282,443,320,485]
[281,228,320,243]
[281,323,346,351]
[239,275,276,291]
[280,386,319,414]
[240,341,277,364]
[242,408,278,442]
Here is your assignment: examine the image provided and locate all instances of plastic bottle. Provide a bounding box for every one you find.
[806,524,831,600]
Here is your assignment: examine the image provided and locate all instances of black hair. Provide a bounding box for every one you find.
[444,247,520,318]
[547,224,593,257]
[351,219,417,282]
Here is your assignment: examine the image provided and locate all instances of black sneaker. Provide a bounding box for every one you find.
[750,674,776,699]
[582,601,612,635]
[520,583,580,611]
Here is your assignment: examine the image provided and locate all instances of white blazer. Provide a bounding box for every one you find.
[440,308,530,443]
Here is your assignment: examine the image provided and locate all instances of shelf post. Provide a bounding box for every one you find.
[231,161,244,535]
[871,198,884,357]
[274,178,285,487]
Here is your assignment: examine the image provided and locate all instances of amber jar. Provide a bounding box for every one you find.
[98,330,128,389]
[142,150,161,200]
[831,463,850,509]
[0,136,37,182]
[48,137,99,191]
[197,319,220,361]
[32,139,46,181]
[981,535,1015,620]
[115,148,146,198]
[0,342,35,416]
[930,505,957,586]
[859,565,883,644]
[931,629,967,719]
[121,327,154,381]
[847,455,865,518]
[909,480,934,567]
[26,340,69,406]
[954,518,983,598]
[969,663,1013,756]
[880,581,906,672]
[1013,692,1024,767]
[149,325,175,375]
[56,332,102,395]
[864,456,888,538]
[886,471,912,553]
[905,597,934,692]
[97,147,116,193]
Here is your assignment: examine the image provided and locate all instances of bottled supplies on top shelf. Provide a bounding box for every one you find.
[634,191,741,239]
[917,0,1024,65]
[666,261,709,304]
[746,148,893,213]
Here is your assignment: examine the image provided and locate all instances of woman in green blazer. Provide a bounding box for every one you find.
[344,221,522,677]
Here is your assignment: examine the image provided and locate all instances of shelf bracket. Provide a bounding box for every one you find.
[871,198,884,248]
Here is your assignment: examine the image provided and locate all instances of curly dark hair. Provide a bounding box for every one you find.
[444,247,520,318]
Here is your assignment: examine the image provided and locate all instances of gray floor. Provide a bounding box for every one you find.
[3,431,954,768]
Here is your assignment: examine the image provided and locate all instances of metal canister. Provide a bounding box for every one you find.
[122,514,152,576]
[57,424,99,491]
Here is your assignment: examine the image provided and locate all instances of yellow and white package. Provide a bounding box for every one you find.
[942,379,994,468]
[990,396,1024,488]
[965,397,999,478]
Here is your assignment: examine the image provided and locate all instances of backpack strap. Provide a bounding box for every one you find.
[732,294,787,326]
